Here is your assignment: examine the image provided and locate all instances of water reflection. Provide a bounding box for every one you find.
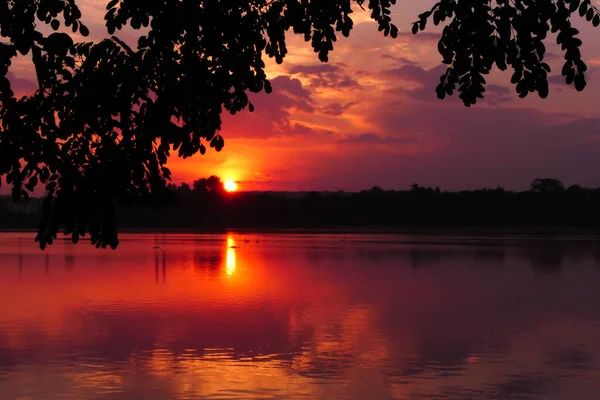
[155,251,167,283]
[226,236,236,277]
[1,233,600,399]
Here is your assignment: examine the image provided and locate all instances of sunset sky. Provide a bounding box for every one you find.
[7,1,600,192]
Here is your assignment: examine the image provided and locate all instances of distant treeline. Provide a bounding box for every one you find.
[2,177,600,230]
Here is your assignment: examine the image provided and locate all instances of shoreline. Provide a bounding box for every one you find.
[3,226,600,237]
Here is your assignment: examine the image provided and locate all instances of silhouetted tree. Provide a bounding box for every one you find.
[567,184,584,193]
[530,178,565,193]
[179,182,192,194]
[4,179,600,231]
[193,176,226,196]
[1,1,599,248]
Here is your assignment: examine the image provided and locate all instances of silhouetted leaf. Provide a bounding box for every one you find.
[44,33,73,57]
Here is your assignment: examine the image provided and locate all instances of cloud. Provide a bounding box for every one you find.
[486,84,511,96]
[380,64,514,104]
[381,64,442,84]
[321,101,359,116]
[288,64,340,75]
[380,54,418,65]
[395,32,440,43]
[216,76,340,144]
[218,75,333,139]
[6,72,37,96]
[548,74,568,85]
[338,132,416,144]
[273,75,312,100]
[544,52,562,61]
[287,62,361,90]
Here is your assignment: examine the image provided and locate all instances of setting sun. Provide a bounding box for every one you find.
[224,180,238,192]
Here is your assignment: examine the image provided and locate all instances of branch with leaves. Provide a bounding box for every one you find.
[412,0,599,105]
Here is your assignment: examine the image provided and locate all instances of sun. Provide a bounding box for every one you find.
[224,180,238,192]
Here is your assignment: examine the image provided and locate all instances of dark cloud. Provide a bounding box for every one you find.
[288,64,341,75]
[381,64,439,84]
[321,101,359,116]
[486,84,511,96]
[395,31,440,43]
[546,65,600,90]
[289,122,333,136]
[381,64,513,104]
[380,54,417,65]
[544,52,562,61]
[287,62,361,90]
[548,74,568,85]
[338,132,415,145]
[274,75,313,100]
[380,64,442,84]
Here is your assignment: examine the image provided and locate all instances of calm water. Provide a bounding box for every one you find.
[1,233,600,400]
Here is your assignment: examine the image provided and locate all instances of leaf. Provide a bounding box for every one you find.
[569,0,581,12]
[586,8,594,21]
[51,19,60,30]
[45,33,74,57]
[579,2,588,17]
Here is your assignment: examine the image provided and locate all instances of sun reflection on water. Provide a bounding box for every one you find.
[226,236,236,277]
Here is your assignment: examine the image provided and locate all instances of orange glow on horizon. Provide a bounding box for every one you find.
[224,180,238,192]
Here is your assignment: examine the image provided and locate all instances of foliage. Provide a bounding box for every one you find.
[0,1,598,248]
[530,178,565,193]
[413,0,600,105]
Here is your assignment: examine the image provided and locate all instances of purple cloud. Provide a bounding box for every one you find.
[6,72,37,95]
[287,63,360,90]
[338,132,416,144]
[395,32,440,43]
[380,54,418,65]
[321,101,359,116]
[288,64,341,75]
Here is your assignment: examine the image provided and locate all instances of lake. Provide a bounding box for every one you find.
[1,232,600,399]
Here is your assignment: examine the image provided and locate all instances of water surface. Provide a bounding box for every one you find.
[1,233,600,399]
